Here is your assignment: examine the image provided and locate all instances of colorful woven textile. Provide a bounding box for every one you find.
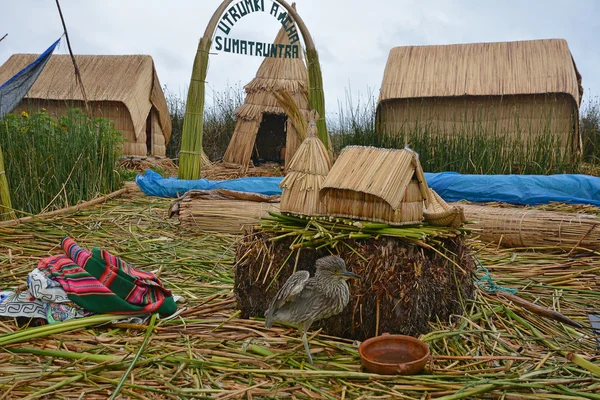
[36,237,177,316]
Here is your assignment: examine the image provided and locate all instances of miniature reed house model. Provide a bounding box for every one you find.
[320,146,430,225]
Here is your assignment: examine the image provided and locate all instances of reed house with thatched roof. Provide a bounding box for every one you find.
[376,39,583,153]
[223,23,309,172]
[0,54,172,157]
[320,146,430,226]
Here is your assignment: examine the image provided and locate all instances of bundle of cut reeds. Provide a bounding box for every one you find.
[424,188,466,228]
[179,197,280,233]
[279,110,331,216]
[461,203,600,249]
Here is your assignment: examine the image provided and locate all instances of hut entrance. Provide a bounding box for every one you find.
[145,114,152,155]
[252,113,287,165]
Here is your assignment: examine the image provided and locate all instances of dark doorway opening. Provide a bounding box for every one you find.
[145,114,152,155]
[252,113,287,165]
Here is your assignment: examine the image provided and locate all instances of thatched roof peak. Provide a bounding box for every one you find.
[243,23,308,94]
[378,38,583,108]
[0,54,171,141]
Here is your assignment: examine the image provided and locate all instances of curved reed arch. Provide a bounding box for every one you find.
[178,0,330,179]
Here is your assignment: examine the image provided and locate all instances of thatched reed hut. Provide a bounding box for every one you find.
[279,110,331,216]
[320,146,430,225]
[0,54,172,157]
[222,23,309,172]
[376,39,583,153]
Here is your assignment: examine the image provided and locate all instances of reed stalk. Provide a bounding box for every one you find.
[306,48,330,152]
[0,146,15,221]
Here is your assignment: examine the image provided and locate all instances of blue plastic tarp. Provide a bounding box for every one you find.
[136,169,600,207]
[424,172,600,206]
[135,169,284,198]
[0,38,61,118]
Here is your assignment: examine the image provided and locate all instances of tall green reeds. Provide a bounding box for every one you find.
[330,90,582,175]
[165,85,243,162]
[0,146,15,221]
[581,94,600,164]
[0,109,123,215]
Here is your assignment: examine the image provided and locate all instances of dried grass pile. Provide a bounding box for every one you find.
[118,156,183,177]
[234,222,475,341]
[461,203,600,249]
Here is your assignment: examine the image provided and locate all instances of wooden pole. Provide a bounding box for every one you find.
[55,0,90,118]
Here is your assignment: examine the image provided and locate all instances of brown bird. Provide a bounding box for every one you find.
[265,255,360,364]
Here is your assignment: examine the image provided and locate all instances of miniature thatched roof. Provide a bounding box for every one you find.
[320,146,430,210]
[378,39,583,108]
[0,54,172,141]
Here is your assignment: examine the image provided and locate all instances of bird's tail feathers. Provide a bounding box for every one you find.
[264,309,274,328]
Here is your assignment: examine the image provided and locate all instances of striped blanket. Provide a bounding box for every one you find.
[36,237,177,316]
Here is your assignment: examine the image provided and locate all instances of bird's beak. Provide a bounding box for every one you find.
[342,271,361,279]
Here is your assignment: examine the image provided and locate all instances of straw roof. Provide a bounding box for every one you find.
[0,54,172,142]
[235,25,309,122]
[223,17,309,170]
[280,110,331,216]
[378,39,583,108]
[320,146,429,210]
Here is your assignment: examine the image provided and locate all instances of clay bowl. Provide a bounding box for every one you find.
[358,333,430,375]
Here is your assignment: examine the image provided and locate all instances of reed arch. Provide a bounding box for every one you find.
[178,0,329,179]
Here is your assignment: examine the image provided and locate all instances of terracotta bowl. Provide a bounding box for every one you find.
[358,333,430,375]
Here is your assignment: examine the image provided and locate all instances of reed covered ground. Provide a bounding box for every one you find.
[0,193,598,399]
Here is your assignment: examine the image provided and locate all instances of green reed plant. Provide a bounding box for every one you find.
[581,95,600,164]
[165,84,243,162]
[0,108,123,215]
[330,89,581,175]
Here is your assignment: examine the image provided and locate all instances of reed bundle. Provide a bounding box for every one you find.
[306,48,331,152]
[272,89,308,142]
[0,146,15,221]
[235,225,475,340]
[424,188,466,228]
[279,110,331,216]
[178,37,211,180]
[460,203,600,249]
[0,194,598,398]
[179,197,280,233]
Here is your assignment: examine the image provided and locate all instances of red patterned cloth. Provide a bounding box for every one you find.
[36,237,177,316]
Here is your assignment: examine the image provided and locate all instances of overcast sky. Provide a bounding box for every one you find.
[1,0,598,119]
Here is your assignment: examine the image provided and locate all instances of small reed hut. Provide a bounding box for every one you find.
[279,110,331,216]
[222,23,309,172]
[0,54,172,157]
[376,39,584,153]
[320,146,430,225]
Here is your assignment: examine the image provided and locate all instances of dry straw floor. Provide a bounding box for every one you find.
[0,194,598,399]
